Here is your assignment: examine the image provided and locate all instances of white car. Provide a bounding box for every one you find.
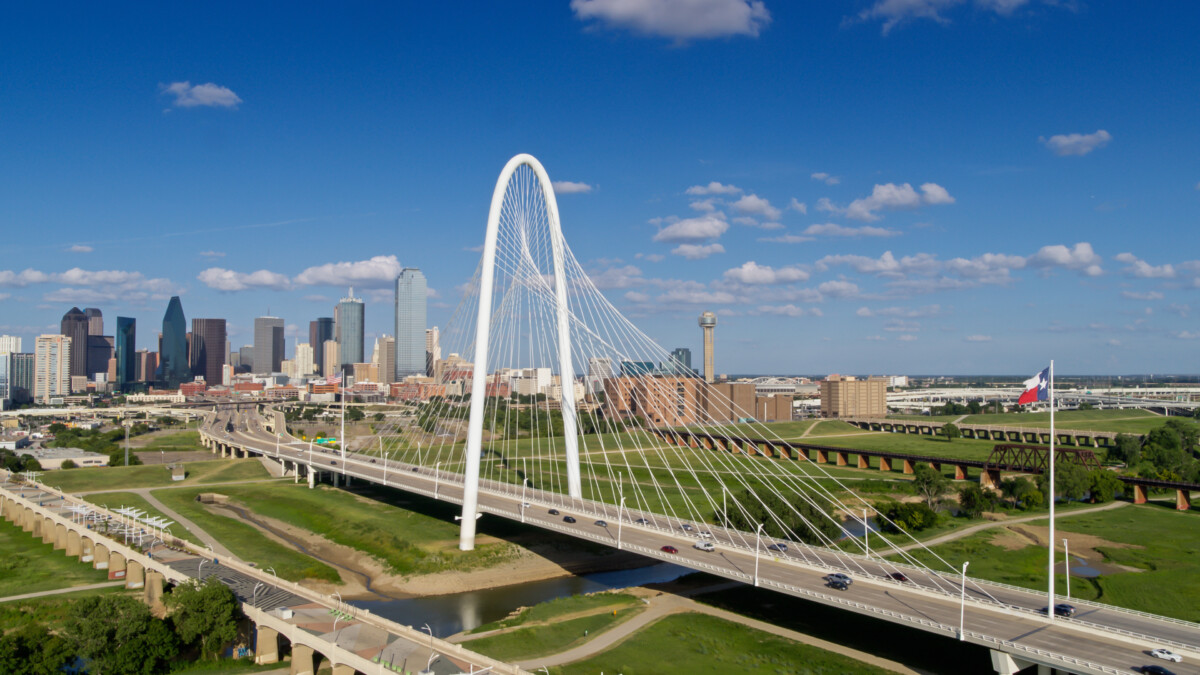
[697,530,714,539]
[1150,649,1183,663]
[693,541,715,552]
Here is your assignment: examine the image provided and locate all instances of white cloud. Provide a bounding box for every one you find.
[818,280,860,298]
[552,180,593,194]
[294,255,404,287]
[803,223,901,238]
[856,0,963,35]
[161,81,242,109]
[944,253,1026,282]
[817,251,940,278]
[788,198,807,214]
[634,252,665,262]
[897,334,918,341]
[1114,253,1175,279]
[689,198,718,212]
[760,222,783,230]
[653,214,728,242]
[199,250,226,258]
[1121,291,1163,301]
[1040,129,1112,157]
[919,182,955,204]
[302,294,329,302]
[865,335,886,341]
[624,291,651,303]
[671,243,726,259]
[731,194,782,220]
[759,233,814,244]
[810,172,840,185]
[1106,338,1122,347]
[685,181,741,195]
[591,265,646,289]
[732,216,758,226]
[845,183,921,221]
[884,319,921,332]
[198,267,292,291]
[571,0,772,40]
[1027,242,1103,276]
[1173,331,1200,340]
[965,334,993,342]
[857,304,942,318]
[68,244,92,253]
[723,261,810,284]
[755,304,821,317]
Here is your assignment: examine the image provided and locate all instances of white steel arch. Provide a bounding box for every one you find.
[459,153,582,551]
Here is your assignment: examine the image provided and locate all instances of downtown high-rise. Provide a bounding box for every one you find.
[309,317,334,375]
[115,317,136,392]
[35,334,72,403]
[394,268,427,379]
[254,316,285,374]
[60,307,89,379]
[160,296,190,388]
[336,289,364,374]
[191,318,227,385]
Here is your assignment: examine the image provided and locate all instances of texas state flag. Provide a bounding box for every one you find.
[1018,367,1050,405]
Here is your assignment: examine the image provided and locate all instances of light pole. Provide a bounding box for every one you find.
[754,523,764,587]
[332,591,343,614]
[198,559,207,579]
[959,561,970,641]
[1063,538,1071,601]
[422,623,436,671]
[435,462,442,499]
[617,497,626,550]
[863,508,869,558]
[380,438,388,486]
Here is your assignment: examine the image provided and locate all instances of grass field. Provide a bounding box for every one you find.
[181,482,519,576]
[51,459,273,493]
[886,409,1174,435]
[131,430,205,451]
[0,517,112,597]
[467,607,643,662]
[900,503,1200,622]
[149,487,340,583]
[80,491,203,546]
[555,612,901,675]
[471,592,641,633]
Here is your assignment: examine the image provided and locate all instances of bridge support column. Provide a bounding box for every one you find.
[94,543,109,569]
[1177,489,1191,511]
[794,446,808,461]
[988,649,1038,675]
[953,465,967,480]
[126,560,145,589]
[109,552,126,580]
[331,665,355,675]
[857,455,869,469]
[254,625,280,664]
[307,470,316,489]
[836,451,847,466]
[980,469,1001,490]
[66,530,81,557]
[144,571,165,609]
[290,644,316,675]
[879,457,892,472]
[42,517,55,544]
[1132,484,1148,504]
[816,450,828,464]
[902,459,915,474]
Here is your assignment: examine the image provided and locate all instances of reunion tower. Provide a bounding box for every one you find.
[698,311,717,383]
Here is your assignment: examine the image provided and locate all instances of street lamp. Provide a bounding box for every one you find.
[435,462,442,499]
[1063,538,1071,601]
[617,497,626,550]
[422,623,436,671]
[754,523,765,587]
[959,561,970,641]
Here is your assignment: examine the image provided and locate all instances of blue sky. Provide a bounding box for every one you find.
[2,1,1198,375]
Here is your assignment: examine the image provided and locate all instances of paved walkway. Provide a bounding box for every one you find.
[135,488,236,558]
[893,500,1129,553]
[510,590,921,674]
[0,581,127,603]
[74,477,284,496]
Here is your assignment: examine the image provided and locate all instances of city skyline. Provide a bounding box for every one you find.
[2,3,1199,374]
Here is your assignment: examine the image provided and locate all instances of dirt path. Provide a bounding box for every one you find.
[0,581,127,603]
[892,500,1130,553]
[136,488,235,558]
[510,588,920,673]
[74,477,285,496]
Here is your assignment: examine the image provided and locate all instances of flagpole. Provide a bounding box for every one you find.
[1047,359,1056,619]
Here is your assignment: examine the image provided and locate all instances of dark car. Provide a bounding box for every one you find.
[767,543,788,553]
[594,520,608,527]
[889,572,909,582]
[828,580,849,591]
[635,518,650,525]
[660,545,678,554]
[1039,603,1077,617]
[330,460,337,465]
[549,509,560,515]
[563,516,576,524]
[1140,666,1177,675]
[369,459,376,463]
[411,467,419,472]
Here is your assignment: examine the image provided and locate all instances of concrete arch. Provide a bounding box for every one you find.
[54,522,67,550]
[26,508,38,534]
[126,560,145,589]
[42,516,55,544]
[94,542,110,569]
[289,642,320,675]
[66,529,81,556]
[81,535,95,562]
[460,153,581,552]
[109,551,126,580]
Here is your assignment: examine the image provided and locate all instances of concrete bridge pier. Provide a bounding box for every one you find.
[1132,484,1148,504]
[980,469,1002,490]
[1177,489,1192,511]
[879,457,892,472]
[857,455,869,469]
[290,643,317,675]
[307,470,316,489]
[835,451,848,466]
[815,449,828,464]
[126,560,145,589]
[94,542,110,569]
[144,571,165,608]
[989,649,1051,674]
[254,625,280,665]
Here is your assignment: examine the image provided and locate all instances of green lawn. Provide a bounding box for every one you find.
[149,487,340,583]
[134,430,205,452]
[555,612,902,675]
[467,607,642,662]
[0,517,112,597]
[806,432,999,461]
[184,482,519,576]
[471,592,640,633]
[901,503,1200,622]
[50,459,273,493]
[80,491,203,546]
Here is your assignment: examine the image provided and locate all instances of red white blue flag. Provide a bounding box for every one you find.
[1018,367,1049,405]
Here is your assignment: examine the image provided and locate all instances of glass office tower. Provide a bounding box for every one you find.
[310,317,334,375]
[336,289,364,374]
[394,268,427,379]
[115,317,136,392]
[160,296,190,388]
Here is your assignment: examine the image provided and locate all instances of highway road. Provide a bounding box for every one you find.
[207,404,1200,675]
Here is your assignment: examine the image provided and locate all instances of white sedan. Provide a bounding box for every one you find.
[1149,649,1183,663]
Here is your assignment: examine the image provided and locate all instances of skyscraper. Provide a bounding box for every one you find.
[35,334,72,403]
[375,336,396,384]
[336,289,364,373]
[425,327,440,377]
[191,318,227,385]
[698,311,717,384]
[160,296,190,388]
[0,352,10,408]
[11,353,34,403]
[86,335,114,379]
[84,307,103,336]
[667,347,693,377]
[0,336,21,353]
[238,345,254,372]
[310,318,334,375]
[294,342,315,378]
[395,268,427,379]
[60,307,89,378]
[322,340,339,379]
[253,316,285,374]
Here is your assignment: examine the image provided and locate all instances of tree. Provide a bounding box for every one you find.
[165,577,241,660]
[957,484,995,519]
[880,501,938,533]
[346,407,365,422]
[1088,469,1123,503]
[1107,434,1142,466]
[941,423,961,442]
[60,459,78,469]
[373,412,385,422]
[717,489,842,545]
[967,401,982,415]
[912,464,950,509]
[64,594,178,674]
[47,422,68,435]
[1037,462,1089,502]
[0,623,73,675]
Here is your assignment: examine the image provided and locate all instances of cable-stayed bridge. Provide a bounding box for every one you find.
[201,155,1200,675]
